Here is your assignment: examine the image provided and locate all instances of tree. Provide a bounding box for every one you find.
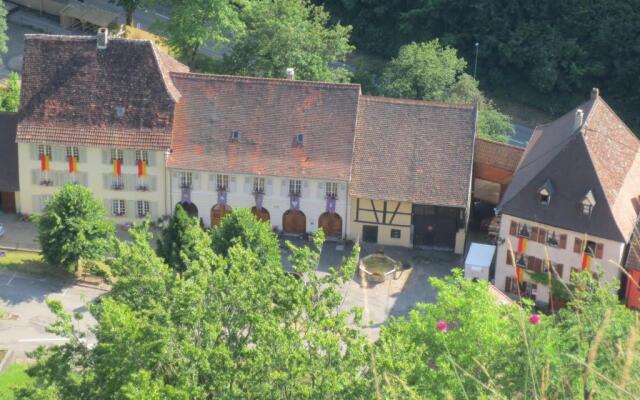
[109,0,154,26]
[382,40,514,142]
[156,204,211,276]
[36,184,115,272]
[19,218,368,399]
[223,0,354,82]
[209,208,281,268]
[373,270,640,398]
[0,3,7,57]
[0,71,20,112]
[161,0,245,67]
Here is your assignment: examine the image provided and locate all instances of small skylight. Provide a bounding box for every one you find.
[115,106,125,118]
[538,179,554,206]
[580,190,596,216]
[295,133,304,146]
[230,130,240,141]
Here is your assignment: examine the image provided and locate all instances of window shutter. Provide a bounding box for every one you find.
[537,228,546,243]
[53,171,63,186]
[531,227,539,242]
[595,243,604,259]
[123,150,135,166]
[574,238,583,253]
[150,176,158,191]
[51,146,64,162]
[555,264,564,279]
[506,250,514,265]
[31,169,38,185]
[559,234,567,249]
[207,174,215,191]
[30,144,38,160]
[127,200,136,218]
[505,276,513,293]
[302,180,309,197]
[102,150,110,164]
[536,258,544,273]
[150,202,159,219]
[124,174,133,191]
[191,173,200,190]
[78,148,87,163]
[509,221,517,236]
[527,256,535,271]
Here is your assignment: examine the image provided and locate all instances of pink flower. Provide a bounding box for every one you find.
[436,320,448,332]
[529,314,541,325]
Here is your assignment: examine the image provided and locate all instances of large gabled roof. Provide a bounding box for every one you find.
[168,73,361,180]
[17,34,188,150]
[349,96,477,208]
[500,89,640,242]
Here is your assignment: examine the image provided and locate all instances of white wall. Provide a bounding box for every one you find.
[169,169,348,235]
[495,214,625,305]
[18,143,168,223]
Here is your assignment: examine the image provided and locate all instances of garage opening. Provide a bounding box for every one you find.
[282,209,306,234]
[318,212,342,238]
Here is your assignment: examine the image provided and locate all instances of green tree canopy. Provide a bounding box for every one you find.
[209,208,281,268]
[156,204,211,276]
[162,0,245,67]
[36,184,115,272]
[0,71,20,112]
[109,0,155,26]
[382,40,514,142]
[222,0,353,82]
[20,219,367,399]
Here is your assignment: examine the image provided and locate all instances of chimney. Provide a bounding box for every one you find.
[97,27,108,50]
[286,68,295,80]
[591,87,599,100]
[574,109,584,131]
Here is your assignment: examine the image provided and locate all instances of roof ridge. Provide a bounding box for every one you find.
[360,95,474,109]
[170,71,361,91]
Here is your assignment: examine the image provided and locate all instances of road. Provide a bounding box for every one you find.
[509,123,534,148]
[0,269,103,360]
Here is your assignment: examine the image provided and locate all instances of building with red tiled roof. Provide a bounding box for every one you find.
[494,88,640,309]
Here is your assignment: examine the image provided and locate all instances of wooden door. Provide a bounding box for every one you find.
[282,210,306,234]
[0,192,16,213]
[319,212,342,237]
[251,207,270,223]
[362,225,378,243]
[210,204,232,227]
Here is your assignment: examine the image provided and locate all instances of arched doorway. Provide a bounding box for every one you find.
[210,204,232,227]
[318,212,342,238]
[179,201,198,218]
[282,209,306,234]
[251,206,270,223]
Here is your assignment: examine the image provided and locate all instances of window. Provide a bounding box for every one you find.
[584,240,597,257]
[135,150,149,164]
[581,190,596,216]
[253,177,265,194]
[110,149,124,162]
[116,106,125,118]
[581,203,593,216]
[538,179,553,205]
[289,179,302,196]
[230,130,240,141]
[38,145,52,158]
[216,174,229,191]
[325,182,338,199]
[66,147,80,161]
[180,172,192,189]
[546,231,559,247]
[539,189,550,205]
[137,200,150,218]
[390,229,401,239]
[112,175,124,190]
[295,133,304,145]
[518,224,530,238]
[112,199,126,216]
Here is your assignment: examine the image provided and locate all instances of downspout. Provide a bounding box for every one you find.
[165,148,172,217]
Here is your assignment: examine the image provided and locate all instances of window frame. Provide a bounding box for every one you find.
[289,179,302,197]
[216,174,229,191]
[112,199,126,216]
[38,145,52,158]
[110,149,124,162]
[325,182,338,199]
[111,175,124,190]
[65,146,80,162]
[180,172,193,189]
[137,200,150,218]
[253,177,265,194]
[135,150,149,164]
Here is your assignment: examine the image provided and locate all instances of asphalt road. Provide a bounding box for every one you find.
[509,123,534,148]
[0,269,102,360]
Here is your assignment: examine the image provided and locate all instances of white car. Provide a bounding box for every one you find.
[0,224,4,237]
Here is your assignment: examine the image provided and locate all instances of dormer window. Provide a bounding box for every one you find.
[230,131,240,141]
[116,106,125,118]
[295,133,304,146]
[518,224,530,238]
[580,190,596,216]
[538,179,554,205]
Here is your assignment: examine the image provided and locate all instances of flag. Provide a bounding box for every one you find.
[39,154,49,172]
[290,195,300,210]
[217,191,227,206]
[68,156,78,173]
[516,266,525,284]
[137,159,147,177]
[517,237,528,253]
[326,196,336,213]
[112,159,122,177]
[582,254,591,271]
[181,187,191,203]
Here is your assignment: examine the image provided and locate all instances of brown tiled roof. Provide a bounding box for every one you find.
[474,138,523,172]
[0,112,19,192]
[350,96,477,208]
[500,90,640,242]
[17,34,188,150]
[168,73,361,180]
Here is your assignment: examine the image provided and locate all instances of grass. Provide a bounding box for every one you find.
[0,250,68,279]
[0,364,31,400]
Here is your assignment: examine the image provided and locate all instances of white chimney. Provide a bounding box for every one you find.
[97,27,108,50]
[286,68,295,80]
[574,108,584,131]
[591,87,599,100]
